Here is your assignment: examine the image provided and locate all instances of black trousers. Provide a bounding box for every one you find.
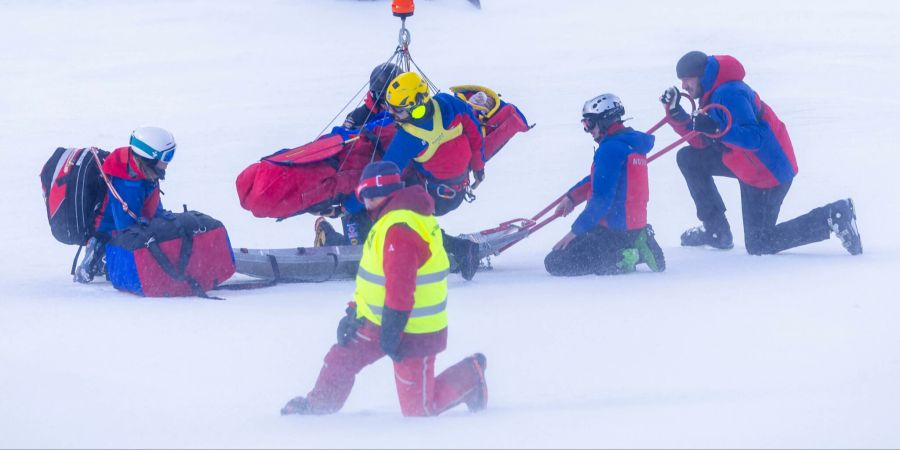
[544,226,640,276]
[676,145,832,255]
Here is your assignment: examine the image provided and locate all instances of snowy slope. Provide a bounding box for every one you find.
[2,0,900,448]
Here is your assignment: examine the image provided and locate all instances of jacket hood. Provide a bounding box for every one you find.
[374,185,435,219]
[701,55,746,99]
[605,128,655,155]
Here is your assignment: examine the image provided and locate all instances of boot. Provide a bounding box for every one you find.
[443,232,481,281]
[280,396,313,415]
[614,248,639,274]
[314,217,347,247]
[73,236,107,284]
[827,198,862,255]
[634,225,666,272]
[681,216,733,249]
[464,353,488,413]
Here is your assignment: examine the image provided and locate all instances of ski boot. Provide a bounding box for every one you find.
[464,353,488,413]
[314,217,347,247]
[443,232,481,281]
[827,198,862,255]
[280,396,312,415]
[614,248,640,274]
[680,217,733,250]
[634,225,666,272]
[73,236,107,284]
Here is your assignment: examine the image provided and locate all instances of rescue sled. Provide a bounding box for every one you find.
[233,245,363,282]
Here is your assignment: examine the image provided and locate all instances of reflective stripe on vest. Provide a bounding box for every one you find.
[400,99,464,163]
[353,209,450,334]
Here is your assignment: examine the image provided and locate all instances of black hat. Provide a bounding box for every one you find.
[676,51,709,78]
[356,161,405,199]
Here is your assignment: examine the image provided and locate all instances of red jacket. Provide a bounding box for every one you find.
[365,185,447,357]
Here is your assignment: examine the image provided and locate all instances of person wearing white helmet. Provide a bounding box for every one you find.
[545,94,665,276]
[74,126,176,283]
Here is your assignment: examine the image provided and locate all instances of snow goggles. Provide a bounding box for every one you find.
[581,115,600,132]
[130,135,176,163]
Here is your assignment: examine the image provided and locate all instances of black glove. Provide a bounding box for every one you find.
[659,86,681,112]
[379,307,410,362]
[336,304,364,346]
[692,113,720,134]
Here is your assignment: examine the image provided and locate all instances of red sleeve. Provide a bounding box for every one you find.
[666,110,708,148]
[383,223,432,312]
[568,181,592,205]
[462,114,486,172]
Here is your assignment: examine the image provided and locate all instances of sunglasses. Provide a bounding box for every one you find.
[388,103,427,120]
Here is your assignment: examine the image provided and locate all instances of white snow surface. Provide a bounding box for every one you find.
[2,0,900,448]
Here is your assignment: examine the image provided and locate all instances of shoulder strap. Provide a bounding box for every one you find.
[90,148,140,222]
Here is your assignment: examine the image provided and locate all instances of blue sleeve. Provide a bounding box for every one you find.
[343,195,364,214]
[713,87,763,150]
[382,129,426,173]
[570,144,624,236]
[108,178,147,230]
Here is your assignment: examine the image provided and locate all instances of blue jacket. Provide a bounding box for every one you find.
[569,126,655,235]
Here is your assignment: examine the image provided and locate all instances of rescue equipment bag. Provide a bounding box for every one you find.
[105,211,235,298]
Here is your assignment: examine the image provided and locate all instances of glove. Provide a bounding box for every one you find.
[692,112,720,134]
[554,195,575,217]
[660,86,681,113]
[379,307,410,362]
[471,169,486,190]
[336,303,364,346]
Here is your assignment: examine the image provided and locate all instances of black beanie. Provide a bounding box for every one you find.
[676,51,708,78]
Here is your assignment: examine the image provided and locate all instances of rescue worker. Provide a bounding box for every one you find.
[383,71,485,279]
[281,161,488,417]
[546,94,666,276]
[664,51,862,255]
[74,126,175,283]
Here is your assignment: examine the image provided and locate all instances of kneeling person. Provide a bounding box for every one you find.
[282,161,488,417]
[546,94,665,276]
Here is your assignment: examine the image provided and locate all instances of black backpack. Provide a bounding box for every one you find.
[40,147,110,245]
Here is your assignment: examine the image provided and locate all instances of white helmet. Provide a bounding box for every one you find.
[582,93,625,120]
[129,126,176,163]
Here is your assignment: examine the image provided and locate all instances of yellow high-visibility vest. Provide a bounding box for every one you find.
[400,99,464,164]
[354,209,450,334]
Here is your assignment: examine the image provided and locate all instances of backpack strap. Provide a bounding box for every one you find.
[89,147,140,222]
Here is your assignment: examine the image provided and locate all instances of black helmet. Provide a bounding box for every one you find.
[369,63,403,102]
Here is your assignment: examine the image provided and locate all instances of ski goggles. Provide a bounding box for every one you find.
[581,115,600,133]
[387,102,428,120]
[130,135,176,163]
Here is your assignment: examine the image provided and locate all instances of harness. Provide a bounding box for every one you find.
[400,99,463,163]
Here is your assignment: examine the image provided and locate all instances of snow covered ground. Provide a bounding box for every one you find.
[2,0,900,448]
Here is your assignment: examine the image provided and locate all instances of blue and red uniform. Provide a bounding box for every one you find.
[383,93,484,186]
[95,147,163,234]
[566,123,655,235]
[667,55,798,188]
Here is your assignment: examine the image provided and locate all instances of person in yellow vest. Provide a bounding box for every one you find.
[281,161,488,417]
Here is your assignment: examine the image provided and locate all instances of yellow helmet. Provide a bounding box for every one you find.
[386,72,430,109]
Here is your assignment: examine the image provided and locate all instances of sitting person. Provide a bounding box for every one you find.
[74,126,176,283]
[545,94,665,276]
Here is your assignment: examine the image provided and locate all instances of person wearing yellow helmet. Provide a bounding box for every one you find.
[382,72,484,216]
[380,72,486,280]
